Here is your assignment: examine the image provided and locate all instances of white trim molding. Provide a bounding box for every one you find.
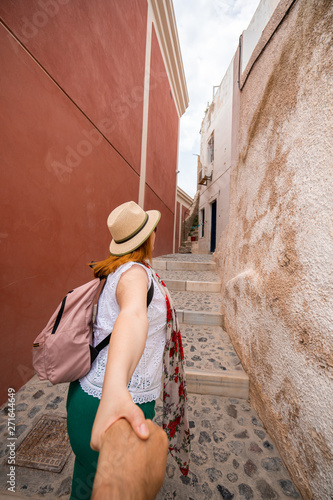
[149,0,189,117]
[138,3,154,207]
[177,186,193,207]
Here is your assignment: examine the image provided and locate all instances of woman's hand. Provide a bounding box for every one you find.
[90,388,149,452]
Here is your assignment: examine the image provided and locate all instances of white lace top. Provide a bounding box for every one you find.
[79,262,167,403]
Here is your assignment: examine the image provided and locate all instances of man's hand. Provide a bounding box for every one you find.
[91,418,168,500]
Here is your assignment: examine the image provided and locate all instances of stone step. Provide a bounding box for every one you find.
[155,253,213,262]
[176,310,224,327]
[178,246,191,254]
[0,493,42,499]
[154,254,247,398]
[152,259,216,272]
[181,323,249,400]
[163,279,221,293]
[181,324,243,372]
[172,289,221,314]
[157,270,219,282]
[186,369,249,400]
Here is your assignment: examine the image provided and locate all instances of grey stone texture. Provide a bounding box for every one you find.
[0,379,74,499]
[171,290,222,313]
[182,324,243,372]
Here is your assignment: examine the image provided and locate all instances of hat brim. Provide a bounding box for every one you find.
[109,210,161,256]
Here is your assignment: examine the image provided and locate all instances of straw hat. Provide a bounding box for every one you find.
[107,201,161,256]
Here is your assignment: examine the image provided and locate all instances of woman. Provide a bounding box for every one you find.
[66,201,190,500]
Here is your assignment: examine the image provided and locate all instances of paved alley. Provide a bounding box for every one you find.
[0,254,302,499]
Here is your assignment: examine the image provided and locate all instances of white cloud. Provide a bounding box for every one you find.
[173,0,260,198]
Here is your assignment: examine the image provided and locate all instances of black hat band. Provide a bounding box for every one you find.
[114,214,149,244]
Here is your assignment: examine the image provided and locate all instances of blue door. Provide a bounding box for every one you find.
[210,200,217,253]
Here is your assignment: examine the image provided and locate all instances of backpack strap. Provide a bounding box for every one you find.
[147,277,154,307]
[51,290,74,335]
[90,279,154,365]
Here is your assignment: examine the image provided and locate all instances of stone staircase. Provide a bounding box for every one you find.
[152,256,249,400]
[153,254,301,500]
[179,226,199,254]
[178,238,192,254]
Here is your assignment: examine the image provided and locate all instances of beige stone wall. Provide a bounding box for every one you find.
[215,1,333,498]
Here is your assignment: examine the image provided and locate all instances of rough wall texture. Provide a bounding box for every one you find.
[215,1,333,498]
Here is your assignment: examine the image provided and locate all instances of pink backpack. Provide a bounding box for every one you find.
[32,276,154,385]
[32,278,105,385]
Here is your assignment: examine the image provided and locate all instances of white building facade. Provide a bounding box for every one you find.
[198,59,233,254]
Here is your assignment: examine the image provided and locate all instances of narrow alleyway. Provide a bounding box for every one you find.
[0,254,301,499]
[154,254,301,500]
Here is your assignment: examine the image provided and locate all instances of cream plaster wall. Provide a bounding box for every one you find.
[215,1,333,498]
[198,60,233,253]
[242,0,280,72]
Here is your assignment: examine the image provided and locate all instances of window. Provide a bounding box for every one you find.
[208,132,214,164]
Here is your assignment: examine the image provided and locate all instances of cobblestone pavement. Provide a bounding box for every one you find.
[0,378,74,499]
[182,324,243,373]
[0,252,302,499]
[0,379,301,500]
[171,291,222,313]
[155,394,301,500]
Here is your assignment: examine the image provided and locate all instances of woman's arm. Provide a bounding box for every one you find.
[90,265,150,452]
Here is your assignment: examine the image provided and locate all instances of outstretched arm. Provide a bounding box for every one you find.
[91,265,150,452]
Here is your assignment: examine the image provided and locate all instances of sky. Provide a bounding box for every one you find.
[173,0,260,198]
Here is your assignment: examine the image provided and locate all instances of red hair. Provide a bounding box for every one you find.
[90,236,152,278]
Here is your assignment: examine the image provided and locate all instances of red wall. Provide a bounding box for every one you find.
[0,23,141,402]
[144,186,175,257]
[0,0,147,171]
[146,27,179,216]
[0,2,180,403]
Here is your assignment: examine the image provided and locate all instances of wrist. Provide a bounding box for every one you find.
[101,379,129,398]
[92,472,139,500]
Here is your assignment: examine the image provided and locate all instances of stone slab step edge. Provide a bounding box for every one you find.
[186,369,249,400]
[152,259,216,272]
[164,279,221,292]
[0,493,42,500]
[176,309,224,328]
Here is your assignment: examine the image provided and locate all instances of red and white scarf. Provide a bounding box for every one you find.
[146,264,191,476]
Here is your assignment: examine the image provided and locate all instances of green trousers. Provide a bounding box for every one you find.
[66,380,156,500]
